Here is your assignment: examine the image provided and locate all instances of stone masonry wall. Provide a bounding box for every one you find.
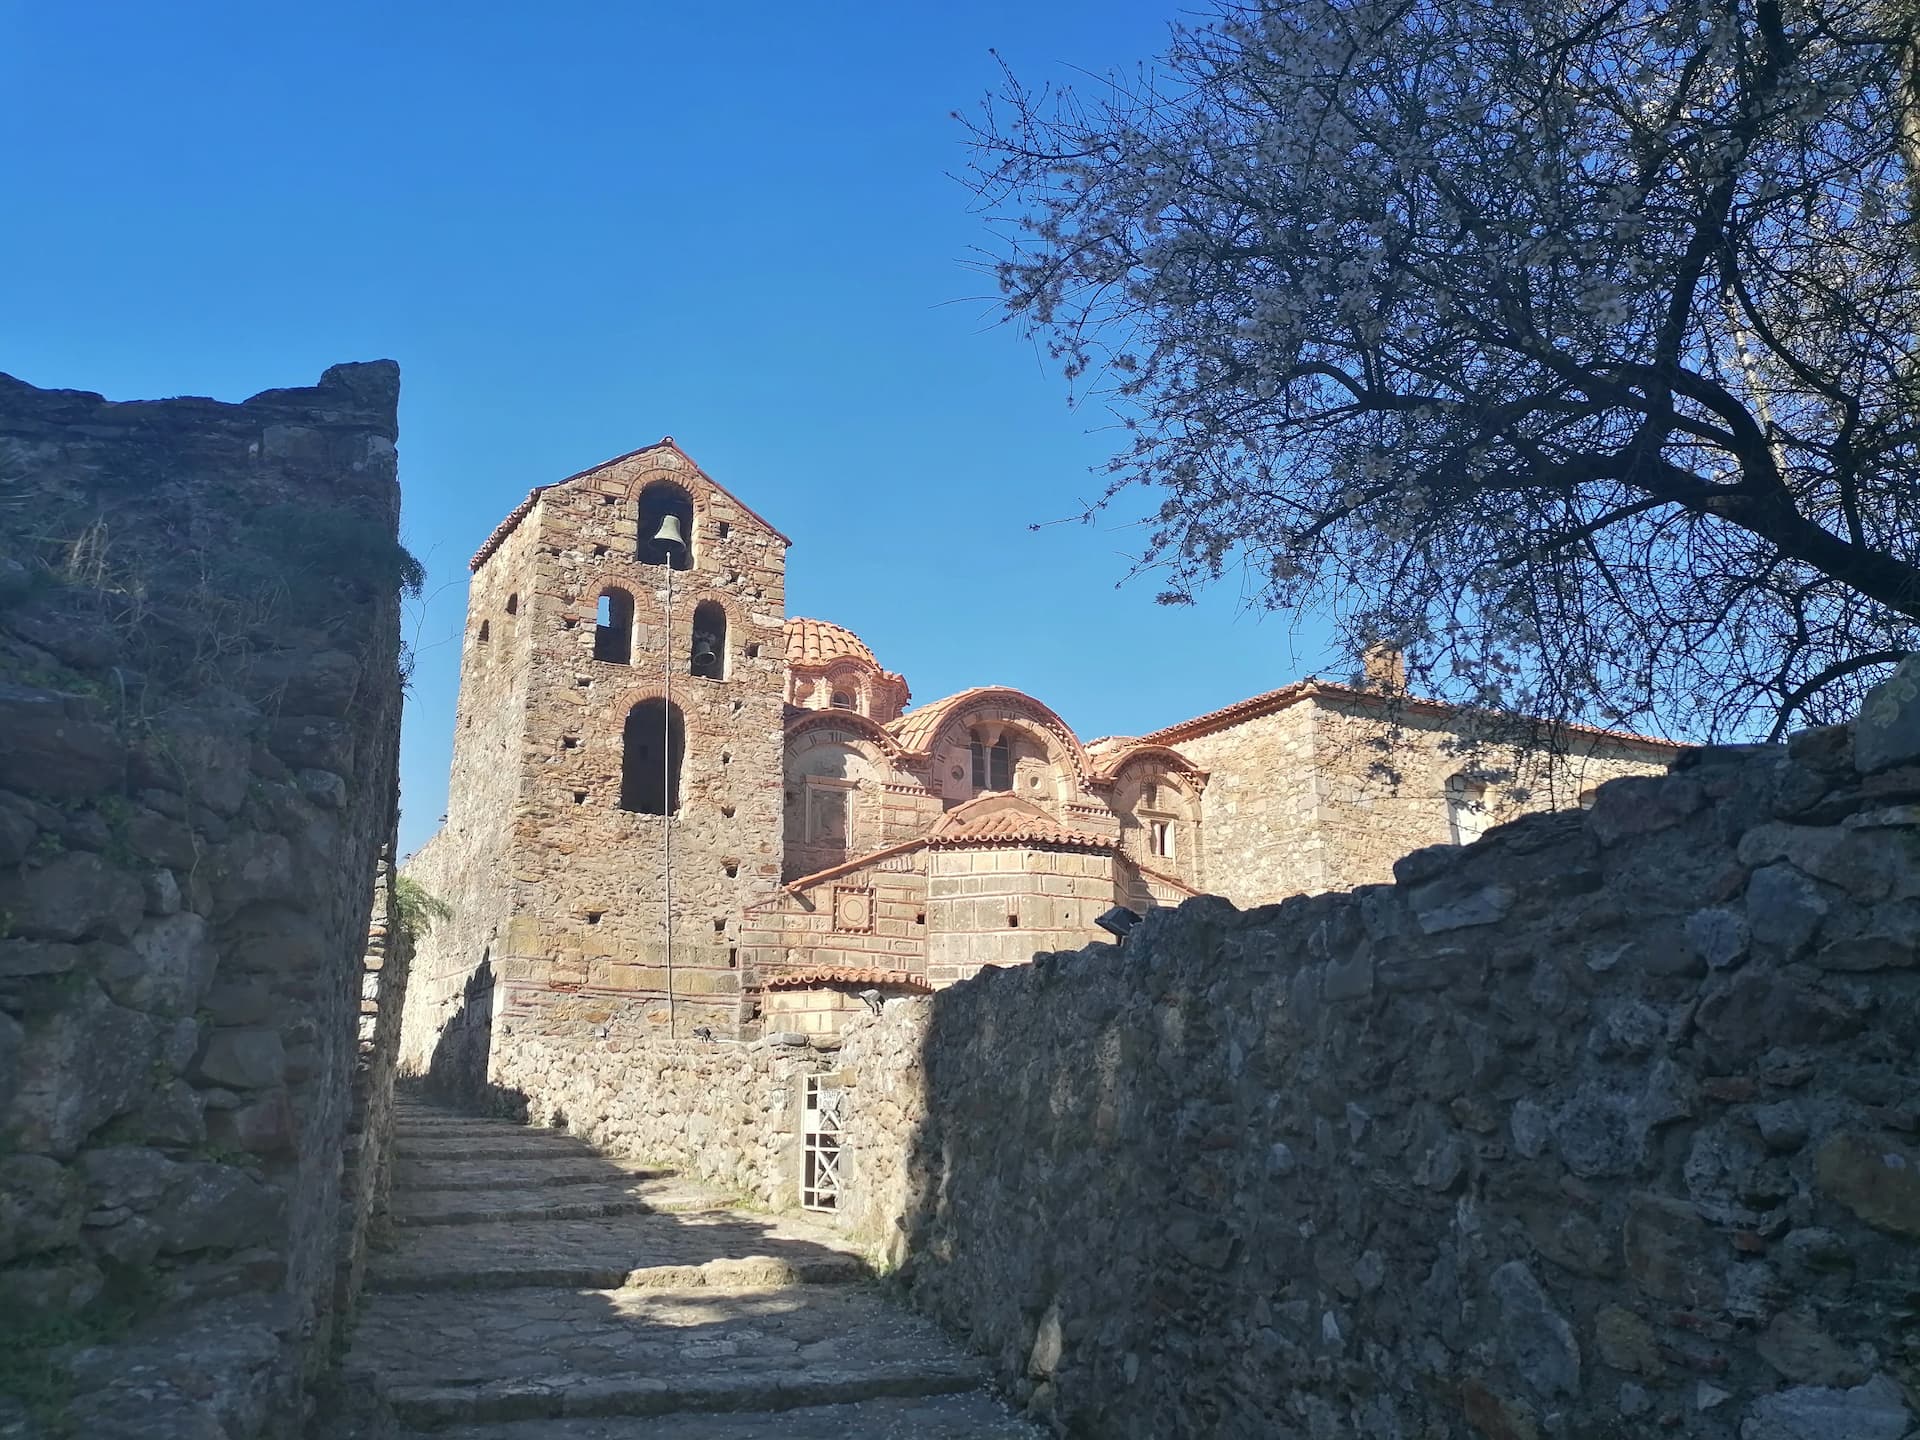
[486,1030,831,1209]
[1173,693,1669,903]
[0,364,405,1439]
[835,693,1920,1439]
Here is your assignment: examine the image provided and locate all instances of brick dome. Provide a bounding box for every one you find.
[783,617,878,668]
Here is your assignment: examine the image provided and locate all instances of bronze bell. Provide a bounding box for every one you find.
[651,514,686,550]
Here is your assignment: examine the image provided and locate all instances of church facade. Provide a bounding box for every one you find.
[398,442,1676,1072]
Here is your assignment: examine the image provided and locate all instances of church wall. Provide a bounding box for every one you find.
[1305,695,1673,893]
[739,851,930,1013]
[925,846,1117,986]
[1169,702,1324,904]
[397,509,537,1091]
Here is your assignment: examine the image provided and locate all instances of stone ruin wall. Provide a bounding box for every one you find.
[833,695,1920,1439]
[0,365,407,1438]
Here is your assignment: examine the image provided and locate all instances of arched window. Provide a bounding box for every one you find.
[637,482,694,570]
[969,731,1011,791]
[690,600,727,679]
[501,593,519,646]
[830,690,855,710]
[595,588,634,664]
[1446,774,1489,845]
[620,700,685,815]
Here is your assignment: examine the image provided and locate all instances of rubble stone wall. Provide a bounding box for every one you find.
[836,704,1920,1440]
[486,1030,831,1209]
[0,364,405,1438]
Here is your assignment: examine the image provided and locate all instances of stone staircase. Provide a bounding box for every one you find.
[344,1100,1035,1438]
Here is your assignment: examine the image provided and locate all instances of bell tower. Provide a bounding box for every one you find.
[404,441,790,1076]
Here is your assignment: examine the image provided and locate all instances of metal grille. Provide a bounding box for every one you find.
[801,1075,843,1211]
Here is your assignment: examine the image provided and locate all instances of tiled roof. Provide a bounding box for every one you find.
[762,967,931,992]
[469,439,793,572]
[784,617,878,668]
[887,686,998,752]
[1142,679,1683,753]
[927,809,1114,851]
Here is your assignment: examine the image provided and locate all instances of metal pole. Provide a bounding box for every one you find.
[664,554,675,1039]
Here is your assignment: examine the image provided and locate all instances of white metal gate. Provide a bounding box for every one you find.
[801,1075,843,1211]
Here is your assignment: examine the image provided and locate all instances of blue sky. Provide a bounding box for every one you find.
[1,2,1341,856]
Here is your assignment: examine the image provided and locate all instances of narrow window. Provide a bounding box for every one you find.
[1446,774,1490,845]
[595,587,634,664]
[476,619,490,645]
[970,734,1011,791]
[620,699,685,815]
[690,600,727,679]
[1149,820,1175,859]
[805,784,850,855]
[505,594,519,616]
[830,690,855,710]
[637,482,694,570]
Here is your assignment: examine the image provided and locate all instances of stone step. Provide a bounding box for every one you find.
[406,1392,1040,1439]
[389,1360,985,1429]
[367,1213,870,1294]
[357,1284,985,1429]
[392,1178,724,1227]
[391,1157,663,1190]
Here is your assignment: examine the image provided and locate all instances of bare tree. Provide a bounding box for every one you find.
[968,0,1920,740]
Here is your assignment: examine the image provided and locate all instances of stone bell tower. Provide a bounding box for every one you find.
[400,441,790,1081]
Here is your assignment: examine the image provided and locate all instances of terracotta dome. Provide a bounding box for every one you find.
[783,617,879,668]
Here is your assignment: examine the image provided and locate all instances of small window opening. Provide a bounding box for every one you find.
[562,736,580,750]
[1007,912,1019,928]
[620,699,686,815]
[915,911,925,926]
[970,734,1012,791]
[745,642,762,659]
[731,700,743,714]
[585,911,604,925]
[720,751,731,765]
[717,520,732,538]
[505,594,519,616]
[728,947,738,968]
[576,676,592,689]
[1446,774,1490,845]
[831,691,855,710]
[562,617,579,630]
[723,860,739,878]
[596,588,635,664]
[1149,820,1175,859]
[720,803,735,819]
[593,543,609,558]
[476,620,490,645]
[572,790,588,805]
[691,600,727,679]
[601,494,617,506]
[637,481,695,569]
[713,918,727,934]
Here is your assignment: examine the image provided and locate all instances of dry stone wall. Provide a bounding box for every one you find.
[0,364,406,1439]
[836,683,1920,1440]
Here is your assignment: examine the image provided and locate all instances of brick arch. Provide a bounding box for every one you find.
[890,687,1092,785]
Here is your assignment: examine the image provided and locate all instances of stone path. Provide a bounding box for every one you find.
[347,1099,1036,1438]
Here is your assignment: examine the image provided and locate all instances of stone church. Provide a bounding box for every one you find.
[399,441,1676,1069]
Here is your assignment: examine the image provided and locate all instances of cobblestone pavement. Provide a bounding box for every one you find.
[346,1100,1037,1438]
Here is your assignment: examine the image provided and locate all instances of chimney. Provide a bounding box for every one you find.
[1362,642,1406,692]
